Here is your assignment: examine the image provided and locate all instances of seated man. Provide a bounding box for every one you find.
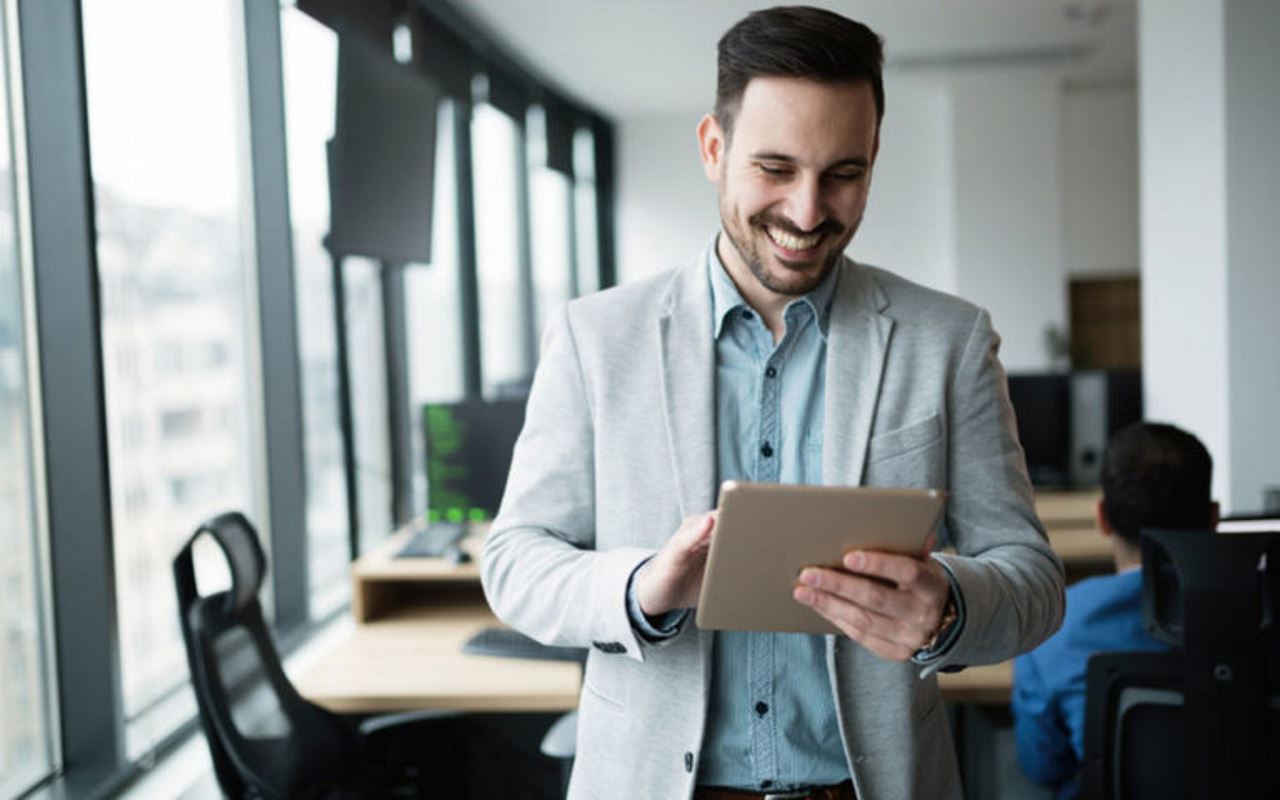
[1011,422,1217,797]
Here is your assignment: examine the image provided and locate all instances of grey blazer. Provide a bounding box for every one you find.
[482,247,1065,800]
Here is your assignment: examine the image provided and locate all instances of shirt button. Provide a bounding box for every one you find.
[755,701,769,716]
[741,309,753,320]
[684,751,694,773]
[765,366,777,378]
[761,442,773,458]
[760,780,773,789]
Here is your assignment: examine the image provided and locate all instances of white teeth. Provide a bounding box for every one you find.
[766,225,821,251]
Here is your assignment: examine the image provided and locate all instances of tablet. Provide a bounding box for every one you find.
[695,482,946,635]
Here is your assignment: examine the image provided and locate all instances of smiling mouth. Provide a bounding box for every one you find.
[764,224,822,254]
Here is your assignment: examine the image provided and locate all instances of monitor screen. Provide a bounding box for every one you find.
[1218,516,1280,534]
[422,399,527,523]
[328,35,440,263]
[1007,373,1072,487]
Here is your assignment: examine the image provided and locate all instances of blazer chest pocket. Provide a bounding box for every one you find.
[867,414,942,464]
[864,414,944,488]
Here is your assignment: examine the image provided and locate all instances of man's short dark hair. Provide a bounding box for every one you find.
[1102,422,1214,546]
[715,6,885,140]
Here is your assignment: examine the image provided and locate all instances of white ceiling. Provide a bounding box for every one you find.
[455,0,1136,117]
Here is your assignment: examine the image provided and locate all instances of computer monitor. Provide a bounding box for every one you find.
[422,398,526,523]
[1007,369,1145,489]
[1007,373,1072,487]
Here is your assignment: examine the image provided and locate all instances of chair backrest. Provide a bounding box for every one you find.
[174,512,358,798]
[1081,527,1280,799]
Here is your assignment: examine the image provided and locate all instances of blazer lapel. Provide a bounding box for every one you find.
[824,260,893,487]
[657,253,718,519]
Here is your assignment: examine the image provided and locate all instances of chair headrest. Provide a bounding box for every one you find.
[1141,527,1280,647]
[189,511,267,615]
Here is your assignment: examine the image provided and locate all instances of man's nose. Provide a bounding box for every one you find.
[781,176,826,233]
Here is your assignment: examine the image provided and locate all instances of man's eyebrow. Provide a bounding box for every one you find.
[749,152,870,170]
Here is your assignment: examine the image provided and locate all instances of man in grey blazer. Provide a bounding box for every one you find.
[482,7,1064,799]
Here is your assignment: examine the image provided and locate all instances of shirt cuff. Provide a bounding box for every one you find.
[911,558,966,665]
[625,558,688,641]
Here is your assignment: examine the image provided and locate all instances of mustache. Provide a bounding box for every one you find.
[749,213,840,239]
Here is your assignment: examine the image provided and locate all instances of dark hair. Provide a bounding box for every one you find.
[715,6,885,139]
[1102,422,1214,546]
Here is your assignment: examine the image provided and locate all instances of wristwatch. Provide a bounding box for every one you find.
[921,593,959,653]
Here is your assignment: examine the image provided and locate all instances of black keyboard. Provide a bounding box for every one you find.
[462,626,585,663]
[395,522,467,559]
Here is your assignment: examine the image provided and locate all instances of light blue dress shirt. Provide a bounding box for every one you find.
[694,246,849,791]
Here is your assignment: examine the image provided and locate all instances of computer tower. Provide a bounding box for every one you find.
[1070,370,1143,486]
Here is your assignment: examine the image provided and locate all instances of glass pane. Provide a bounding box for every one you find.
[81,0,263,738]
[0,2,54,790]
[345,257,394,554]
[406,100,464,517]
[280,7,350,618]
[530,167,572,337]
[573,127,600,296]
[471,103,528,397]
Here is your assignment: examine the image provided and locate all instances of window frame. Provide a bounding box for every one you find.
[11,0,616,794]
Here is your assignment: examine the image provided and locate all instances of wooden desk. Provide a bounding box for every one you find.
[1036,489,1112,573]
[301,492,1102,714]
[295,530,581,715]
[938,661,1013,706]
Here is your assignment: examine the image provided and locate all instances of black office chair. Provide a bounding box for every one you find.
[174,511,459,798]
[1081,527,1280,799]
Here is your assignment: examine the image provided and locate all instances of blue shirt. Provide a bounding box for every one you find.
[1011,568,1170,798]
[696,245,848,791]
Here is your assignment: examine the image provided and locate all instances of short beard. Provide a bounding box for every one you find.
[722,207,846,297]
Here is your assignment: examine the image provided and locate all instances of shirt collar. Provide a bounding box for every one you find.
[706,234,838,341]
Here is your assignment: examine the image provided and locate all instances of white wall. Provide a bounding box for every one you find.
[1062,85,1140,277]
[852,75,955,292]
[950,69,1066,372]
[1139,0,1231,504]
[615,113,719,283]
[1223,0,1280,512]
[1139,0,1280,512]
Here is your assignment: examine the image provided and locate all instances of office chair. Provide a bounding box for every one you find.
[174,511,459,798]
[1081,527,1280,799]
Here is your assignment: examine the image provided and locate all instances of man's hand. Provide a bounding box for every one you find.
[636,512,716,617]
[793,536,951,662]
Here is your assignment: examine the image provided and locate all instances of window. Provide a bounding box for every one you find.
[527,105,573,338]
[0,3,55,791]
[280,6,350,618]
[573,126,601,296]
[406,99,465,517]
[471,101,529,397]
[344,257,395,553]
[81,0,265,754]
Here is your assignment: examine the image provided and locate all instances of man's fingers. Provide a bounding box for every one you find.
[695,512,716,541]
[921,532,937,556]
[841,549,927,587]
[798,567,918,623]
[793,585,922,660]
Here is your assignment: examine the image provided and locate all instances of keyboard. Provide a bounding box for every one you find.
[395,522,467,559]
[462,626,586,663]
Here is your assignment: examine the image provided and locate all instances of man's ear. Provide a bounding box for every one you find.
[1095,498,1115,538]
[697,113,725,181]
[1209,500,1221,530]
